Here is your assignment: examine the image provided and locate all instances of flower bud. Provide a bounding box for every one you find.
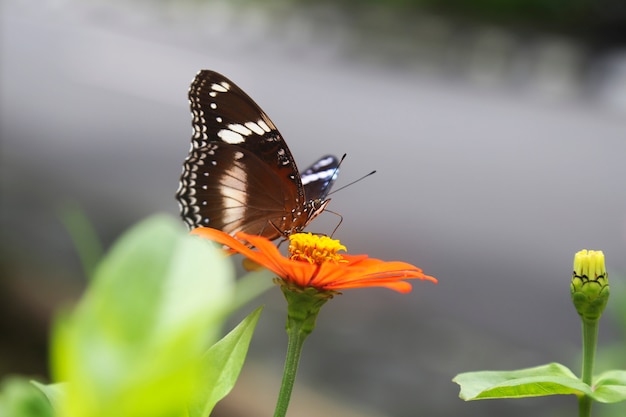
[571,250,609,322]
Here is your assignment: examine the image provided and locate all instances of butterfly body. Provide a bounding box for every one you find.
[176,70,339,240]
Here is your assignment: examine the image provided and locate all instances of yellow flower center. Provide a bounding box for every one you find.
[288,233,347,265]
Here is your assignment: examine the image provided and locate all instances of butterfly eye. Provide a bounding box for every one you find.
[176,70,340,241]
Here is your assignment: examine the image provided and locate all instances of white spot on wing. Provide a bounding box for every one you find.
[257,120,271,133]
[221,164,248,227]
[228,123,252,136]
[211,82,229,93]
[218,129,245,144]
[245,121,265,135]
[301,168,335,185]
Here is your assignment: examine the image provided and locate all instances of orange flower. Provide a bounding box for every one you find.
[191,228,437,293]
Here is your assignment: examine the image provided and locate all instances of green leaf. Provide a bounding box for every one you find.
[453,362,592,400]
[30,381,66,412]
[0,377,54,417]
[593,370,626,403]
[188,306,264,417]
[50,215,236,417]
[58,202,104,281]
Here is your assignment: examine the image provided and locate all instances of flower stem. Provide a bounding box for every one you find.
[273,284,331,417]
[273,319,309,417]
[578,318,599,417]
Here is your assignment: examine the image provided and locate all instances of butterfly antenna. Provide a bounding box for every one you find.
[328,169,377,196]
[336,153,347,169]
[318,153,346,197]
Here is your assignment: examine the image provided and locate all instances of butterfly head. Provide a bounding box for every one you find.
[304,198,332,230]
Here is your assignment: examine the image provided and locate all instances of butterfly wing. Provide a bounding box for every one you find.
[177,144,303,239]
[177,70,313,240]
[301,155,340,202]
[187,70,303,183]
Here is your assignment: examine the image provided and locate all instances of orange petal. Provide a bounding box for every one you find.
[327,279,414,293]
[190,228,437,293]
[191,228,276,273]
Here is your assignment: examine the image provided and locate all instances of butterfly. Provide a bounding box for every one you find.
[176,70,340,241]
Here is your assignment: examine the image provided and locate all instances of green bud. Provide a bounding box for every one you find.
[571,250,609,322]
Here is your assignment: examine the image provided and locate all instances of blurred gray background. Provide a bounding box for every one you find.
[1,1,625,416]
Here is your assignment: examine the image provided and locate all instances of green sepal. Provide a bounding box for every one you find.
[571,273,610,321]
[279,281,335,336]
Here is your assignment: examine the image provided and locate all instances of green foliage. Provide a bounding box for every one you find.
[58,202,104,281]
[453,363,626,404]
[29,381,64,412]
[454,363,589,400]
[188,307,262,416]
[593,370,626,404]
[0,377,54,417]
[21,215,265,417]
